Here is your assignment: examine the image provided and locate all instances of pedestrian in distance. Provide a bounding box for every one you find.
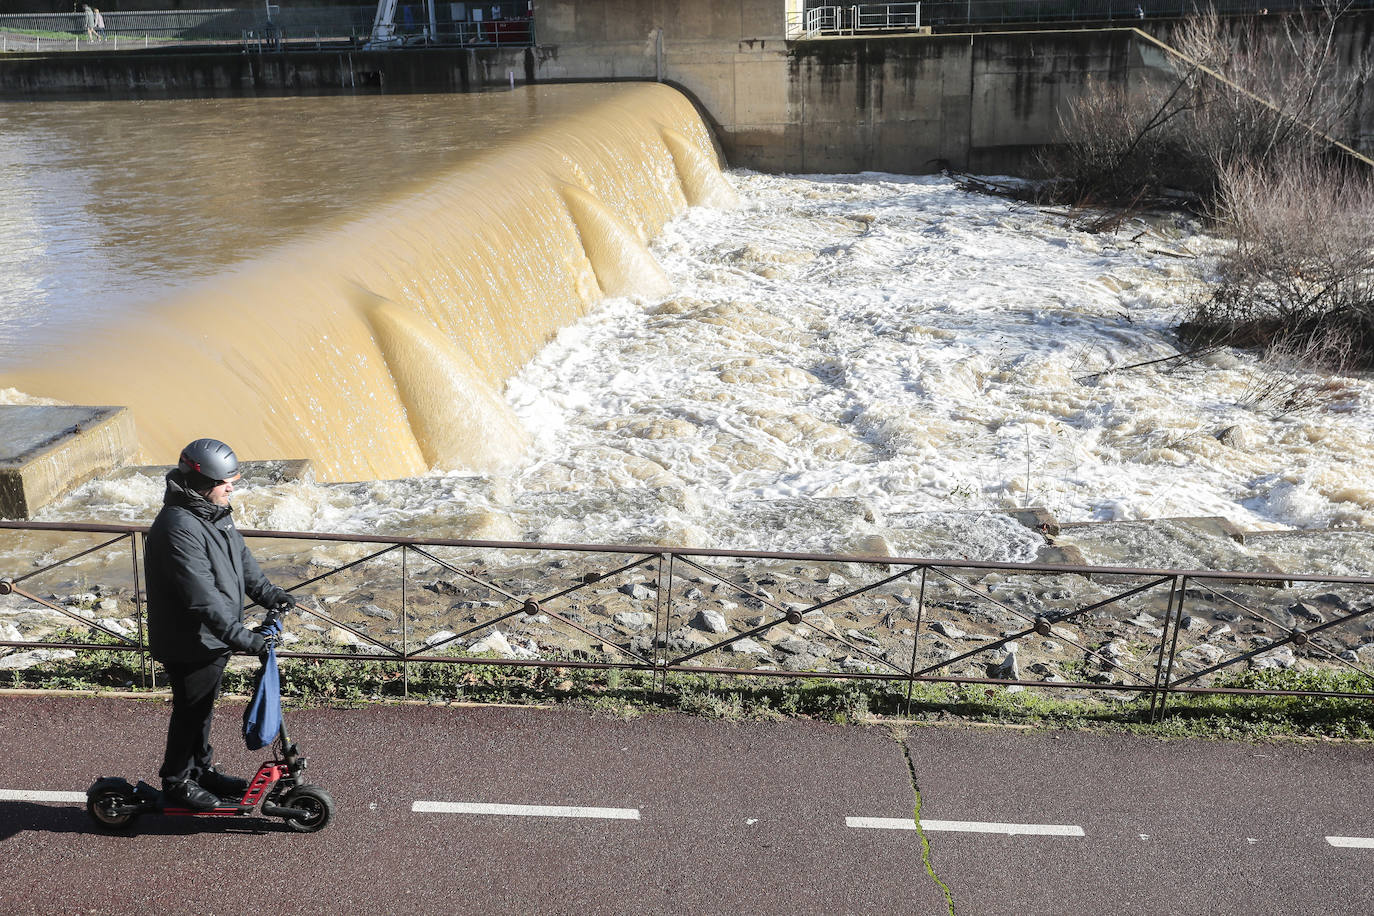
[144,438,296,811]
[81,4,96,41]
[93,7,105,41]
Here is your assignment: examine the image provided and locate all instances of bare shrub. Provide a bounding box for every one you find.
[1181,156,1374,367]
[1236,331,1357,418]
[1042,2,1372,205]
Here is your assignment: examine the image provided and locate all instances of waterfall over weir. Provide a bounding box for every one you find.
[0,84,735,481]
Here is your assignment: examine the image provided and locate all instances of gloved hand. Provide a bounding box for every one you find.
[274,593,297,614]
[251,627,276,663]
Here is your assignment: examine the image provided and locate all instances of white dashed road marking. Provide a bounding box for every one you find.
[1327,836,1374,849]
[0,790,86,803]
[412,801,640,820]
[847,817,1085,837]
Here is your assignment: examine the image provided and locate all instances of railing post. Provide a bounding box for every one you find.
[1154,575,1188,722]
[905,567,928,715]
[401,545,409,698]
[1148,575,1184,722]
[131,532,150,689]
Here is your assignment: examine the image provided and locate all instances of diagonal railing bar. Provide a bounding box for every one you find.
[667,613,800,668]
[1172,607,1374,687]
[925,564,1041,628]
[671,555,802,618]
[407,545,528,604]
[7,584,138,646]
[8,532,131,587]
[922,568,1173,686]
[914,620,1038,679]
[794,564,923,619]
[287,600,403,657]
[1172,579,1374,683]
[411,605,533,658]
[676,562,924,675]
[265,542,403,596]
[533,555,658,606]
[529,603,656,667]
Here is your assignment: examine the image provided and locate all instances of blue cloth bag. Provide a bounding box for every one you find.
[243,637,282,751]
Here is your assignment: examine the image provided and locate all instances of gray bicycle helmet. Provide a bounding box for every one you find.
[178,438,240,485]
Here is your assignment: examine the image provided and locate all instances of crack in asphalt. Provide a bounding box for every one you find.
[893,728,957,916]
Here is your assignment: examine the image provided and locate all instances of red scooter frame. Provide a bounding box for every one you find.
[87,705,334,832]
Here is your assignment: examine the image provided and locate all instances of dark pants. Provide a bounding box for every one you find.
[158,654,229,786]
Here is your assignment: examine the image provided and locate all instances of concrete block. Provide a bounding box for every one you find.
[0,405,139,519]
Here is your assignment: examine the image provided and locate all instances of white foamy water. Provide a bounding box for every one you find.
[40,172,1374,562]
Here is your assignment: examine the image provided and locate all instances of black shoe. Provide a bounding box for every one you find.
[197,765,249,799]
[163,778,219,811]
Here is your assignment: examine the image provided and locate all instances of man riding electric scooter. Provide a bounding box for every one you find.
[145,438,296,810]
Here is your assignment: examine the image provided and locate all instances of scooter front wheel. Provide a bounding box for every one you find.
[281,784,334,833]
[87,787,138,831]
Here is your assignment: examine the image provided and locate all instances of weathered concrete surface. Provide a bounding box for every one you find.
[0,405,138,519]
[0,44,529,97]
[2,5,1371,174]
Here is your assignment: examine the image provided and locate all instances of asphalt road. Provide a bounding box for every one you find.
[0,694,1370,915]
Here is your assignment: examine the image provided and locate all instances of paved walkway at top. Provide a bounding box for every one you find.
[0,693,1370,915]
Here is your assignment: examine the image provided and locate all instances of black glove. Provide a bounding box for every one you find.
[274,593,297,613]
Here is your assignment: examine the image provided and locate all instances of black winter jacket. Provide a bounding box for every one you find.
[145,471,287,664]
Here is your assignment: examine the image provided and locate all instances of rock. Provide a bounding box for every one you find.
[0,622,21,642]
[726,638,769,655]
[619,583,654,601]
[1288,602,1325,625]
[1126,612,1157,628]
[1209,623,1232,639]
[1253,646,1297,670]
[985,642,1019,680]
[1315,593,1352,612]
[801,610,837,634]
[1182,644,1225,665]
[98,597,119,613]
[468,630,515,657]
[95,617,135,638]
[361,604,396,621]
[930,621,966,639]
[423,630,458,648]
[1215,611,1242,623]
[0,648,76,669]
[1216,425,1253,449]
[1181,615,1210,633]
[668,626,713,652]
[845,628,882,648]
[693,609,729,634]
[824,573,848,588]
[841,655,879,673]
[613,611,654,631]
[684,587,705,601]
[781,653,822,671]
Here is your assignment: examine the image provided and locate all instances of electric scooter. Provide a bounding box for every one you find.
[86,619,335,833]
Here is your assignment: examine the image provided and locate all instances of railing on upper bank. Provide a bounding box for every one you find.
[0,6,533,53]
[789,0,1374,37]
[3,1,1371,53]
[0,521,1371,720]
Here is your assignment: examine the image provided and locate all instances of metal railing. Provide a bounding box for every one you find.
[2,521,1371,718]
[786,0,1374,36]
[0,7,535,53]
[803,3,925,37]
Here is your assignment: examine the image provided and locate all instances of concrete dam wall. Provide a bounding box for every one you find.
[3,1,1371,174]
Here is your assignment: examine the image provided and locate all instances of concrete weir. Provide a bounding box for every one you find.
[0,405,138,519]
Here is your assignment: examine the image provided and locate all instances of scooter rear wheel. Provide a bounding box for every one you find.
[281,784,334,833]
[87,787,137,831]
